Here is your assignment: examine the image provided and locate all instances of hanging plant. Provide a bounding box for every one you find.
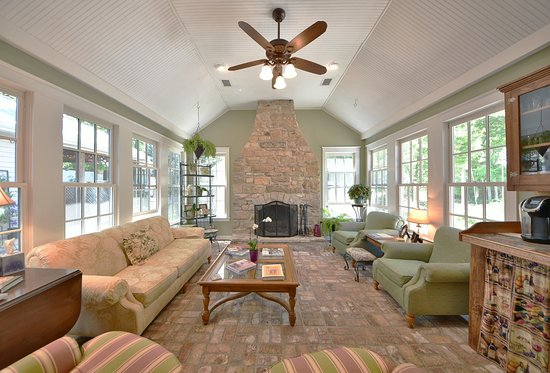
[183,133,217,159]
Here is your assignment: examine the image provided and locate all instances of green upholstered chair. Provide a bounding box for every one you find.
[372,226,470,328]
[331,211,404,256]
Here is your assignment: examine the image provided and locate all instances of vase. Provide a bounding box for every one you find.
[249,249,258,262]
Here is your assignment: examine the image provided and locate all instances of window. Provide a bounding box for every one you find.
[323,147,360,217]
[63,114,114,238]
[167,150,181,225]
[398,134,428,219]
[205,148,229,220]
[0,88,23,253]
[132,136,158,215]
[448,110,506,229]
[370,147,388,211]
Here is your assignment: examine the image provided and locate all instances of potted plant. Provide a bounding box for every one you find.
[321,208,352,236]
[183,133,216,160]
[347,184,371,205]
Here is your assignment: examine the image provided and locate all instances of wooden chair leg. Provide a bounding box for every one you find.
[207,256,211,264]
[373,280,380,290]
[406,313,415,328]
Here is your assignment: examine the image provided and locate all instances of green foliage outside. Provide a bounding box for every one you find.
[321,207,351,236]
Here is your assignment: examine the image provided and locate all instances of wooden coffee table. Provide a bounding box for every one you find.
[198,243,299,326]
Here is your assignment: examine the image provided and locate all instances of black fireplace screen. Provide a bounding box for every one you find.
[254,201,298,237]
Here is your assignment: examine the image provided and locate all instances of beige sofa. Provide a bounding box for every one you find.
[26,216,211,337]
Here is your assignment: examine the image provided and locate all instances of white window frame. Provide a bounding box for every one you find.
[167,150,181,225]
[0,85,26,253]
[62,112,115,238]
[132,135,158,216]
[447,107,513,229]
[398,133,429,221]
[369,146,388,212]
[201,147,230,221]
[322,146,360,217]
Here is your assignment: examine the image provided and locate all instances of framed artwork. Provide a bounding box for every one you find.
[399,224,410,239]
[411,231,423,243]
[199,203,208,216]
[184,204,194,219]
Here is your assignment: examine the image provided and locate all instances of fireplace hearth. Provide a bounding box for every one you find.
[255,201,298,237]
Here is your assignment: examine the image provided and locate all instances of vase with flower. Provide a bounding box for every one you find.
[247,217,272,262]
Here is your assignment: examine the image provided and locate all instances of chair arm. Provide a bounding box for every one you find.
[172,226,205,239]
[82,275,139,311]
[381,242,433,261]
[419,263,470,283]
[338,221,365,231]
[5,336,81,372]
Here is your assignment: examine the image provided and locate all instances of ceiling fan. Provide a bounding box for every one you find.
[228,8,327,89]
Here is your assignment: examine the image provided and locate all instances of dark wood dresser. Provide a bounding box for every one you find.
[0,268,82,368]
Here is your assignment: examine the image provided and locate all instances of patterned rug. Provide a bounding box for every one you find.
[142,241,500,372]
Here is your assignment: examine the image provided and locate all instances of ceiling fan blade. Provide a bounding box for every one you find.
[238,21,274,52]
[291,57,327,75]
[228,59,268,71]
[285,21,327,54]
[272,65,282,89]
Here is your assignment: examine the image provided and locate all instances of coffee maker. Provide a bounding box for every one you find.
[520,196,550,244]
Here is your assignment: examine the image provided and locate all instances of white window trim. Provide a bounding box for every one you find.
[322,146,361,211]
[398,133,429,219]
[213,147,230,221]
[369,146,388,211]
[132,134,159,216]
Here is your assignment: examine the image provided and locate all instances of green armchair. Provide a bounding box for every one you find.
[331,211,404,256]
[372,226,470,328]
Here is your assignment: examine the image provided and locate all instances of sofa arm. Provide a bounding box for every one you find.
[172,226,205,239]
[4,336,81,372]
[381,242,433,261]
[419,263,470,283]
[82,275,137,311]
[337,221,365,231]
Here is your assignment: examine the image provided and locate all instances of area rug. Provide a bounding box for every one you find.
[142,241,500,372]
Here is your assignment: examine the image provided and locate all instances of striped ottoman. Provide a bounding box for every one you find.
[269,347,424,373]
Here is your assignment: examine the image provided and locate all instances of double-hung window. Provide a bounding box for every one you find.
[448,110,507,229]
[323,147,360,217]
[63,113,114,238]
[0,88,24,252]
[398,134,428,219]
[370,147,388,211]
[204,147,229,220]
[132,137,158,215]
[167,150,181,225]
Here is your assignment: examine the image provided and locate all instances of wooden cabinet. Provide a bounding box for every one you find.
[499,66,550,191]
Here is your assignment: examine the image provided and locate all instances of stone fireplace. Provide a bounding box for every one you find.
[232,100,320,239]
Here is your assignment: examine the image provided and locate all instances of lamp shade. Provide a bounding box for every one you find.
[283,63,297,79]
[407,209,429,224]
[274,75,286,89]
[259,64,273,80]
[0,188,14,206]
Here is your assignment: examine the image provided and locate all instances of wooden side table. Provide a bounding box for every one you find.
[0,268,82,367]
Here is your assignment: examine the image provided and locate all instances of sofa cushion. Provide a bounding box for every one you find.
[374,258,424,287]
[78,331,182,372]
[122,228,159,265]
[27,233,128,276]
[364,211,402,230]
[331,230,357,245]
[115,266,177,306]
[172,227,204,239]
[146,238,210,277]
[3,336,81,373]
[105,217,175,251]
[270,347,390,373]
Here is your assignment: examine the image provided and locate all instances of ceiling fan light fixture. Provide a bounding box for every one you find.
[274,75,286,89]
[259,64,273,80]
[327,62,339,70]
[283,63,297,79]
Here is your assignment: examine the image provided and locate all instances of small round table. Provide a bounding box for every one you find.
[203,228,219,251]
[351,204,365,222]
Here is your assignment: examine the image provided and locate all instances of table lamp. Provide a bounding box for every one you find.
[0,187,14,206]
[407,209,429,234]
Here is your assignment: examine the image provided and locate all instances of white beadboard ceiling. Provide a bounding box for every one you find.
[0,0,549,139]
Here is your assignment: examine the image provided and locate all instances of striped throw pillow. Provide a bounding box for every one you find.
[270,347,390,373]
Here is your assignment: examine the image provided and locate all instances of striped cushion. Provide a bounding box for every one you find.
[75,331,182,373]
[3,336,81,373]
[270,347,390,373]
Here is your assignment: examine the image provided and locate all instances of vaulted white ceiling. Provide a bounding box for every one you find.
[1,0,549,139]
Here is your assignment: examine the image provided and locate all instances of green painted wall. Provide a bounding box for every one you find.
[200,108,362,236]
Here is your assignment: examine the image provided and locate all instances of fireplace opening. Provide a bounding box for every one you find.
[254,201,298,237]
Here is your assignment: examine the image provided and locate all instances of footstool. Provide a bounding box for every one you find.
[344,246,377,281]
[270,346,424,372]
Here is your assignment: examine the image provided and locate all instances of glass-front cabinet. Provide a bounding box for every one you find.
[499,66,550,191]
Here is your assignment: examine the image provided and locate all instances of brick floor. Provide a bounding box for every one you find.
[142,241,498,372]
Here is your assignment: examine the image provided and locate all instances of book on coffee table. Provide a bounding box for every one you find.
[0,274,23,293]
[226,259,256,274]
[261,247,284,257]
[226,246,249,257]
[261,264,285,280]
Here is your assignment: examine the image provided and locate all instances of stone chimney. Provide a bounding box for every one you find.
[232,100,320,238]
